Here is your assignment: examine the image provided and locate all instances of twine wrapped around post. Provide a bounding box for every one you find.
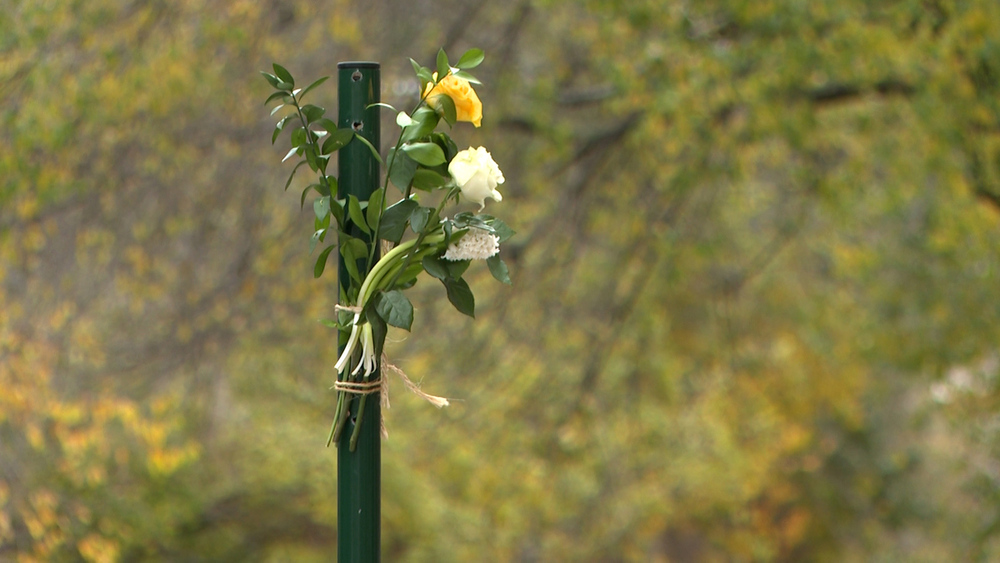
[333,379,383,394]
[333,353,449,439]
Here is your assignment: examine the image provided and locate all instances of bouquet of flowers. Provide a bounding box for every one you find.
[261,48,513,450]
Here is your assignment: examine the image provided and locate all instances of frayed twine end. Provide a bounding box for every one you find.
[333,354,450,440]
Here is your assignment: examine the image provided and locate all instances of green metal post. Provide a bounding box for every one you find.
[337,61,381,562]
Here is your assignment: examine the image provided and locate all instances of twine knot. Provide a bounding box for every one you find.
[333,354,450,440]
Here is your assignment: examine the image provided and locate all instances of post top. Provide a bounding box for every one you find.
[337,61,380,69]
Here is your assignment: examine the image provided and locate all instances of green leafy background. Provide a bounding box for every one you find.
[3,1,1000,561]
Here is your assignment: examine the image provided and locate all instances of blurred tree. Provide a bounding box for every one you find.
[2,0,1000,561]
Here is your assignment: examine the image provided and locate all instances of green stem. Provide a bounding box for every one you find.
[349,391,370,451]
[384,188,457,290]
[355,240,419,306]
[378,246,438,287]
[292,97,333,196]
[367,128,405,267]
[327,387,348,447]
[355,233,446,308]
[331,391,353,446]
[366,86,441,266]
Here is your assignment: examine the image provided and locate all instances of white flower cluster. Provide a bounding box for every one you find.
[443,228,500,261]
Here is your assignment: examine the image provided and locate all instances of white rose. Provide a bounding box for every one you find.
[448,146,504,210]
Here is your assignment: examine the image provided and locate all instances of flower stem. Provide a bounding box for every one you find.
[327,389,349,447]
[367,87,440,266]
[383,188,457,290]
[355,232,446,309]
[330,391,353,446]
[291,96,333,196]
[349,391,370,451]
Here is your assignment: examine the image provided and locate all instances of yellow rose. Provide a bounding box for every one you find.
[423,74,483,127]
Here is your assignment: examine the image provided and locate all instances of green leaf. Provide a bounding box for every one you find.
[456,48,485,70]
[433,94,457,126]
[453,71,481,85]
[411,169,450,191]
[422,254,450,281]
[299,76,329,101]
[388,149,418,191]
[411,58,434,89]
[347,195,371,235]
[443,219,453,243]
[425,207,441,234]
[283,160,307,190]
[429,132,458,163]
[320,177,334,197]
[451,212,474,226]
[329,192,344,227]
[314,244,336,278]
[375,290,414,331]
[305,146,319,172]
[339,236,367,284]
[379,198,419,244]
[402,142,446,166]
[410,206,432,234]
[447,259,470,279]
[417,68,434,90]
[309,228,327,254]
[318,318,345,330]
[300,184,318,209]
[400,107,440,144]
[281,146,300,163]
[443,277,475,318]
[436,48,451,80]
[301,104,325,124]
[368,102,399,113]
[339,286,351,315]
[352,133,384,165]
[269,104,286,117]
[260,71,281,88]
[487,255,512,284]
[315,118,337,134]
[314,195,330,221]
[264,90,289,106]
[341,235,368,259]
[322,129,354,154]
[366,188,384,233]
[291,127,307,148]
[393,261,426,290]
[489,218,516,243]
[314,211,330,233]
[272,115,295,144]
[272,63,295,86]
[396,111,414,128]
